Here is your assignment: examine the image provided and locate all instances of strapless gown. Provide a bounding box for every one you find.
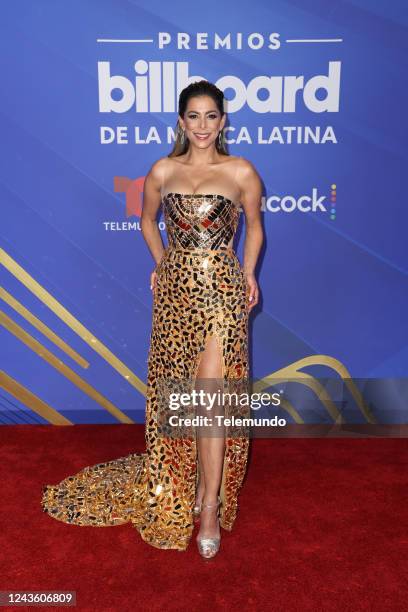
[41,192,250,551]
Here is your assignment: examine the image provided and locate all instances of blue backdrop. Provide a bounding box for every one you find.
[1,0,407,426]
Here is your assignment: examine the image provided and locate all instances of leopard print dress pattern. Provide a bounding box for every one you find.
[41,192,250,551]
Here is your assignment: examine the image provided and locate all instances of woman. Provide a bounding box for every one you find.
[41,80,263,559]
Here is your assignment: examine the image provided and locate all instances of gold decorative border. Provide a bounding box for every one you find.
[1,248,146,394]
[0,311,134,423]
[253,356,376,424]
[0,370,73,425]
[0,288,89,368]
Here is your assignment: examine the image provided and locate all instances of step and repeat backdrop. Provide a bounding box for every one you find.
[1,1,407,426]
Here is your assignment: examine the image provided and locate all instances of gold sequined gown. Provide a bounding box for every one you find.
[41,192,250,551]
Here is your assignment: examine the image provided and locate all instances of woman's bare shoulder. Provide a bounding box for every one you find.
[149,155,172,170]
[147,155,173,181]
[234,155,257,169]
[234,155,261,180]
[233,156,262,202]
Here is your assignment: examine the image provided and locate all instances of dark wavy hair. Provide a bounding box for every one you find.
[168,80,229,157]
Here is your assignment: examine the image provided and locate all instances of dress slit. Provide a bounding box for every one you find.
[191,327,228,523]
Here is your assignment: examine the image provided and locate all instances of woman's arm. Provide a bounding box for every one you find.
[140,158,167,267]
[237,158,264,311]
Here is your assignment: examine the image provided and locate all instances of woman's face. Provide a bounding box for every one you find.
[179,95,226,148]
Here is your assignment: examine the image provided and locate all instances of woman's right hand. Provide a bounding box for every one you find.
[150,267,158,294]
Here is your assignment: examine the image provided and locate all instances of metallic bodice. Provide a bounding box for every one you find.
[162,192,240,250]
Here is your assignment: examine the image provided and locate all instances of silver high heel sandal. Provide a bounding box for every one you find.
[196,497,221,559]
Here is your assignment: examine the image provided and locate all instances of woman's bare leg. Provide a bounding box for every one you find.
[195,335,225,539]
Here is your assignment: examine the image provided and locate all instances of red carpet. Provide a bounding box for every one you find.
[1,425,407,611]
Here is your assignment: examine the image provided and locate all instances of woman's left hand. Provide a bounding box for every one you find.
[245,273,259,312]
